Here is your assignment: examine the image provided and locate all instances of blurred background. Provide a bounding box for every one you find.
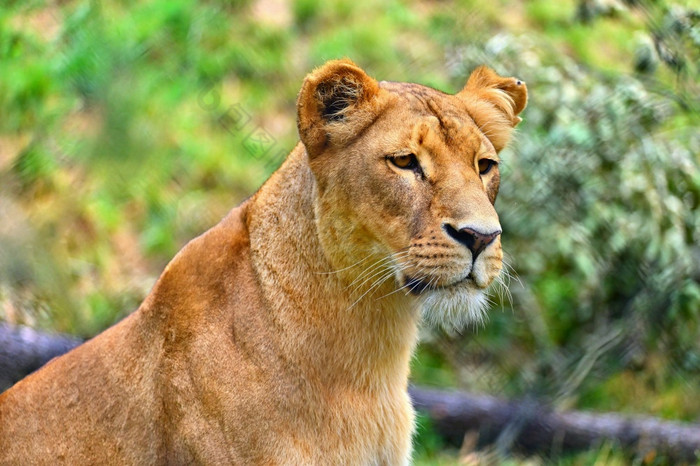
[0,0,698,463]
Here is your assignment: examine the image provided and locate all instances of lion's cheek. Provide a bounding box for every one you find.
[353,180,422,251]
[364,213,414,252]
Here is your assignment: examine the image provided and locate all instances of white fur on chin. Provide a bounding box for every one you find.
[419,285,488,332]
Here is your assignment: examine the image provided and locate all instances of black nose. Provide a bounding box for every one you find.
[443,224,501,259]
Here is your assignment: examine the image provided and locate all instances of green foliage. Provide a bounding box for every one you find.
[412,412,447,461]
[411,344,458,388]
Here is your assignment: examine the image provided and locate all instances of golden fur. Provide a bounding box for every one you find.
[0,60,526,464]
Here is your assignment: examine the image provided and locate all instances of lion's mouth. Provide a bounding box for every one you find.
[403,274,474,295]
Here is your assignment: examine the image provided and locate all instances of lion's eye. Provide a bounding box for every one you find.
[390,154,419,171]
[478,159,497,175]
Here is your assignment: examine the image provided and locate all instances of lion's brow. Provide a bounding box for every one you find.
[383,81,475,146]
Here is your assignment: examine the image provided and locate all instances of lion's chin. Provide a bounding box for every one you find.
[419,284,488,332]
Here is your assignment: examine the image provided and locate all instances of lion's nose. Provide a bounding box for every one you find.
[443,224,501,259]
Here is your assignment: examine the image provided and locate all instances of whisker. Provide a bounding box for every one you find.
[373,269,416,301]
[347,263,392,295]
[373,259,437,301]
[501,257,522,287]
[501,274,514,305]
[346,267,398,311]
[315,254,374,275]
[427,273,440,291]
[405,265,433,296]
[345,253,407,291]
[346,251,410,297]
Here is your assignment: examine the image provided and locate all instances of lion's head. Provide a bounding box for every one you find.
[296,59,527,329]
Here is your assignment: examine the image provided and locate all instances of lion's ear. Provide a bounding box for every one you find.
[458,66,527,152]
[297,59,380,157]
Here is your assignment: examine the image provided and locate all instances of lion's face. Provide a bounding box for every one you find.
[297,60,527,328]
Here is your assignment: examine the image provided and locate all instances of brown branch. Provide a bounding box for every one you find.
[410,386,700,463]
[0,323,82,392]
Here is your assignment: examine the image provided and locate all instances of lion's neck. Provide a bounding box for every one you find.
[247,143,419,392]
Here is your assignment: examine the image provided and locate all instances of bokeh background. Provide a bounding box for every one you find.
[1,0,698,464]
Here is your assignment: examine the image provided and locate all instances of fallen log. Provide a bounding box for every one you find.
[409,386,700,463]
[1,323,698,462]
[0,323,82,392]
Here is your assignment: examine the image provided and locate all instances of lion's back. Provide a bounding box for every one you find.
[0,312,166,464]
[0,204,271,464]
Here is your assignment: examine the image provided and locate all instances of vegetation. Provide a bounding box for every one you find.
[1,0,697,463]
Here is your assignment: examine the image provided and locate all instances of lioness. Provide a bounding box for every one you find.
[0,59,526,464]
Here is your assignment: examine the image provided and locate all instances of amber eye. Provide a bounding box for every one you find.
[390,154,419,170]
[478,159,497,175]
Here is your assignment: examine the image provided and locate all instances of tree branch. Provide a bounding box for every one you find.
[0,323,82,392]
[410,386,700,462]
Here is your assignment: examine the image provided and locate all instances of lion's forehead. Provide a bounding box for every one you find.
[378,81,488,157]
[412,116,489,158]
